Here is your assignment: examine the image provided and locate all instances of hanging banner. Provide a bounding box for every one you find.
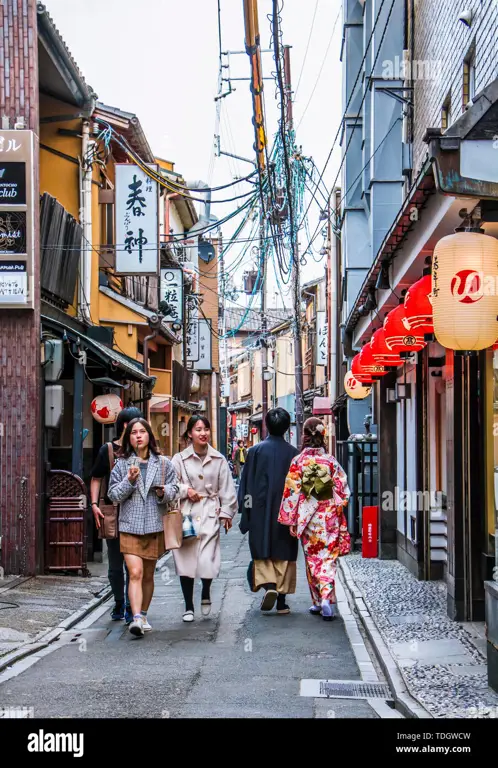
[0,130,34,310]
[316,310,327,366]
[186,310,199,362]
[160,267,183,323]
[193,319,212,371]
[115,163,159,275]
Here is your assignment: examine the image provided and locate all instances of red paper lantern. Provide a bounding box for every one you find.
[250,427,258,434]
[91,394,123,424]
[359,343,387,377]
[404,273,433,333]
[384,304,426,353]
[370,328,403,366]
[351,353,374,383]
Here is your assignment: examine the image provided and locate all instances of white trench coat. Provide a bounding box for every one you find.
[171,444,238,579]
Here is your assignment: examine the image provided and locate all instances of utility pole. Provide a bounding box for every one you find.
[283,44,304,445]
[243,0,269,438]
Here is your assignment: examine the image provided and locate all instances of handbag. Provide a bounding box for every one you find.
[161,456,183,550]
[179,456,202,540]
[97,443,119,540]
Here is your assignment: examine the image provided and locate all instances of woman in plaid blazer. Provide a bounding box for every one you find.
[108,418,178,637]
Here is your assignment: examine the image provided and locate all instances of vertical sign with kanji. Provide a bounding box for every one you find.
[193,319,212,371]
[160,268,183,322]
[0,130,34,310]
[115,164,159,274]
[186,309,199,362]
[316,310,327,366]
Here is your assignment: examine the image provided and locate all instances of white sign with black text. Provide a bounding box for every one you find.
[186,309,199,362]
[193,319,212,371]
[160,268,183,323]
[0,261,27,304]
[316,310,327,366]
[115,164,158,274]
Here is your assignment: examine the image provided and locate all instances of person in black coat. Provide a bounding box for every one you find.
[238,408,299,614]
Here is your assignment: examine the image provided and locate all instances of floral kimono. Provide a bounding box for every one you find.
[278,448,351,605]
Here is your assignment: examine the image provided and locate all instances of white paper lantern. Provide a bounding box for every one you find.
[432,231,498,351]
[344,370,372,399]
[91,394,123,424]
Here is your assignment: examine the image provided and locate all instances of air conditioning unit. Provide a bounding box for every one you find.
[43,339,64,382]
[45,385,64,429]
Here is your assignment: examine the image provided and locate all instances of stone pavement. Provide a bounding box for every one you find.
[0,526,394,719]
[340,553,498,719]
[0,560,109,668]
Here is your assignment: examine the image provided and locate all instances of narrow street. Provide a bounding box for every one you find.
[0,529,385,719]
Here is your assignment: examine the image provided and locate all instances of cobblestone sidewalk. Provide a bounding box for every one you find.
[341,553,498,719]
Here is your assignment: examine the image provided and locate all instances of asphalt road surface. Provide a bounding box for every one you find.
[0,526,386,718]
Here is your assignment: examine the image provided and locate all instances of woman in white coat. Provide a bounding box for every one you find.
[172,415,237,622]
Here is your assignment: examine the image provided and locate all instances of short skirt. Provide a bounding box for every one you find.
[120,531,166,561]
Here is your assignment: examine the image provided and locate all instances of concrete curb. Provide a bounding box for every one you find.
[338,558,433,719]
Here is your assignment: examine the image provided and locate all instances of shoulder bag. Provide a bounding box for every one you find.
[97,443,119,540]
[162,456,183,550]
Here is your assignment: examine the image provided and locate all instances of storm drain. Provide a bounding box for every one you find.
[300,679,391,699]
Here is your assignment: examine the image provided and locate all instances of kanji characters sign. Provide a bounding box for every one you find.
[316,310,327,366]
[160,268,183,323]
[115,164,159,274]
[186,311,199,362]
[193,319,212,371]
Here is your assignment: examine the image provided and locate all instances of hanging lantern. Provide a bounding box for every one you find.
[432,230,498,351]
[384,303,426,353]
[359,343,388,377]
[91,394,123,424]
[370,328,403,367]
[404,272,433,334]
[351,354,374,383]
[344,370,372,399]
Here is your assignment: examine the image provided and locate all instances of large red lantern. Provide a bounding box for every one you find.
[370,328,403,367]
[404,272,433,334]
[359,343,387,377]
[384,303,426,353]
[351,353,374,383]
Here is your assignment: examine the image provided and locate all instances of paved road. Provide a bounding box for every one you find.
[0,527,382,718]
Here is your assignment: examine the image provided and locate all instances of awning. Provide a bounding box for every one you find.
[228,400,253,412]
[249,412,263,423]
[313,396,332,415]
[41,315,154,385]
[150,396,171,413]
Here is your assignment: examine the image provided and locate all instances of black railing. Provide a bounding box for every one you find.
[337,439,378,548]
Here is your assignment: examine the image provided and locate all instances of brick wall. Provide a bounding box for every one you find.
[412,0,498,174]
[0,1,41,574]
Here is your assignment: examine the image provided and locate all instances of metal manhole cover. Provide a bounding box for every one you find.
[300,679,391,699]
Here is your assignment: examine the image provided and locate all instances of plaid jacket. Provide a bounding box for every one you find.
[108,452,178,535]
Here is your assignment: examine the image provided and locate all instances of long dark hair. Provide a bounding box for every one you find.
[118,418,161,459]
[183,415,211,442]
[302,417,326,450]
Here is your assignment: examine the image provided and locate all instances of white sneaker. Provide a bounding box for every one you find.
[142,616,152,631]
[129,616,145,636]
[182,610,194,623]
[201,600,211,617]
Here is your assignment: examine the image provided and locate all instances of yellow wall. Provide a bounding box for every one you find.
[150,368,172,395]
[276,334,295,397]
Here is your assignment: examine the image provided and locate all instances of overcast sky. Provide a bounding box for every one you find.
[45,0,342,308]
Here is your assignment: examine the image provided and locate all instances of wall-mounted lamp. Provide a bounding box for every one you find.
[386,388,396,404]
[375,262,391,290]
[262,369,273,381]
[395,382,412,400]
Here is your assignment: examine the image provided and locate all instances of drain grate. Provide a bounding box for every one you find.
[300,679,391,699]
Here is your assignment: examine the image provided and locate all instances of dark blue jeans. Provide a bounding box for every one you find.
[107,537,130,607]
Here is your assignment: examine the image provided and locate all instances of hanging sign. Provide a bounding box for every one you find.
[160,268,183,322]
[0,211,27,254]
[115,163,159,275]
[316,310,327,366]
[186,309,199,362]
[0,261,28,304]
[0,130,35,310]
[193,318,212,371]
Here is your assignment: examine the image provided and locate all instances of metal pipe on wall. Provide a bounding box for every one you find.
[79,120,93,325]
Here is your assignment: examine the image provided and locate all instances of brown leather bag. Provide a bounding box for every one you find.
[97,443,119,540]
[162,456,183,550]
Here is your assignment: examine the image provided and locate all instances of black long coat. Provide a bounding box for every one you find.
[238,435,299,561]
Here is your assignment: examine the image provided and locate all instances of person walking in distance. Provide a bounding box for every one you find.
[108,418,178,637]
[233,439,247,482]
[278,417,351,621]
[238,408,299,614]
[171,415,237,622]
[90,406,142,623]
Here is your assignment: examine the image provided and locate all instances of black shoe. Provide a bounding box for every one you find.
[260,589,278,611]
[110,602,125,621]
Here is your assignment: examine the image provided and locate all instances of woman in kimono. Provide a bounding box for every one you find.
[172,415,238,622]
[278,417,351,620]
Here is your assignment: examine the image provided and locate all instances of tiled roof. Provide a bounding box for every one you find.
[224,307,293,333]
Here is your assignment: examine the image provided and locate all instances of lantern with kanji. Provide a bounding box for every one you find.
[370,328,403,367]
[359,343,388,377]
[432,230,498,351]
[344,370,372,399]
[404,272,433,335]
[351,353,374,383]
[384,302,426,354]
[91,394,123,424]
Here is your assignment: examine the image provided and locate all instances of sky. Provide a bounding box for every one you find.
[45,0,343,309]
